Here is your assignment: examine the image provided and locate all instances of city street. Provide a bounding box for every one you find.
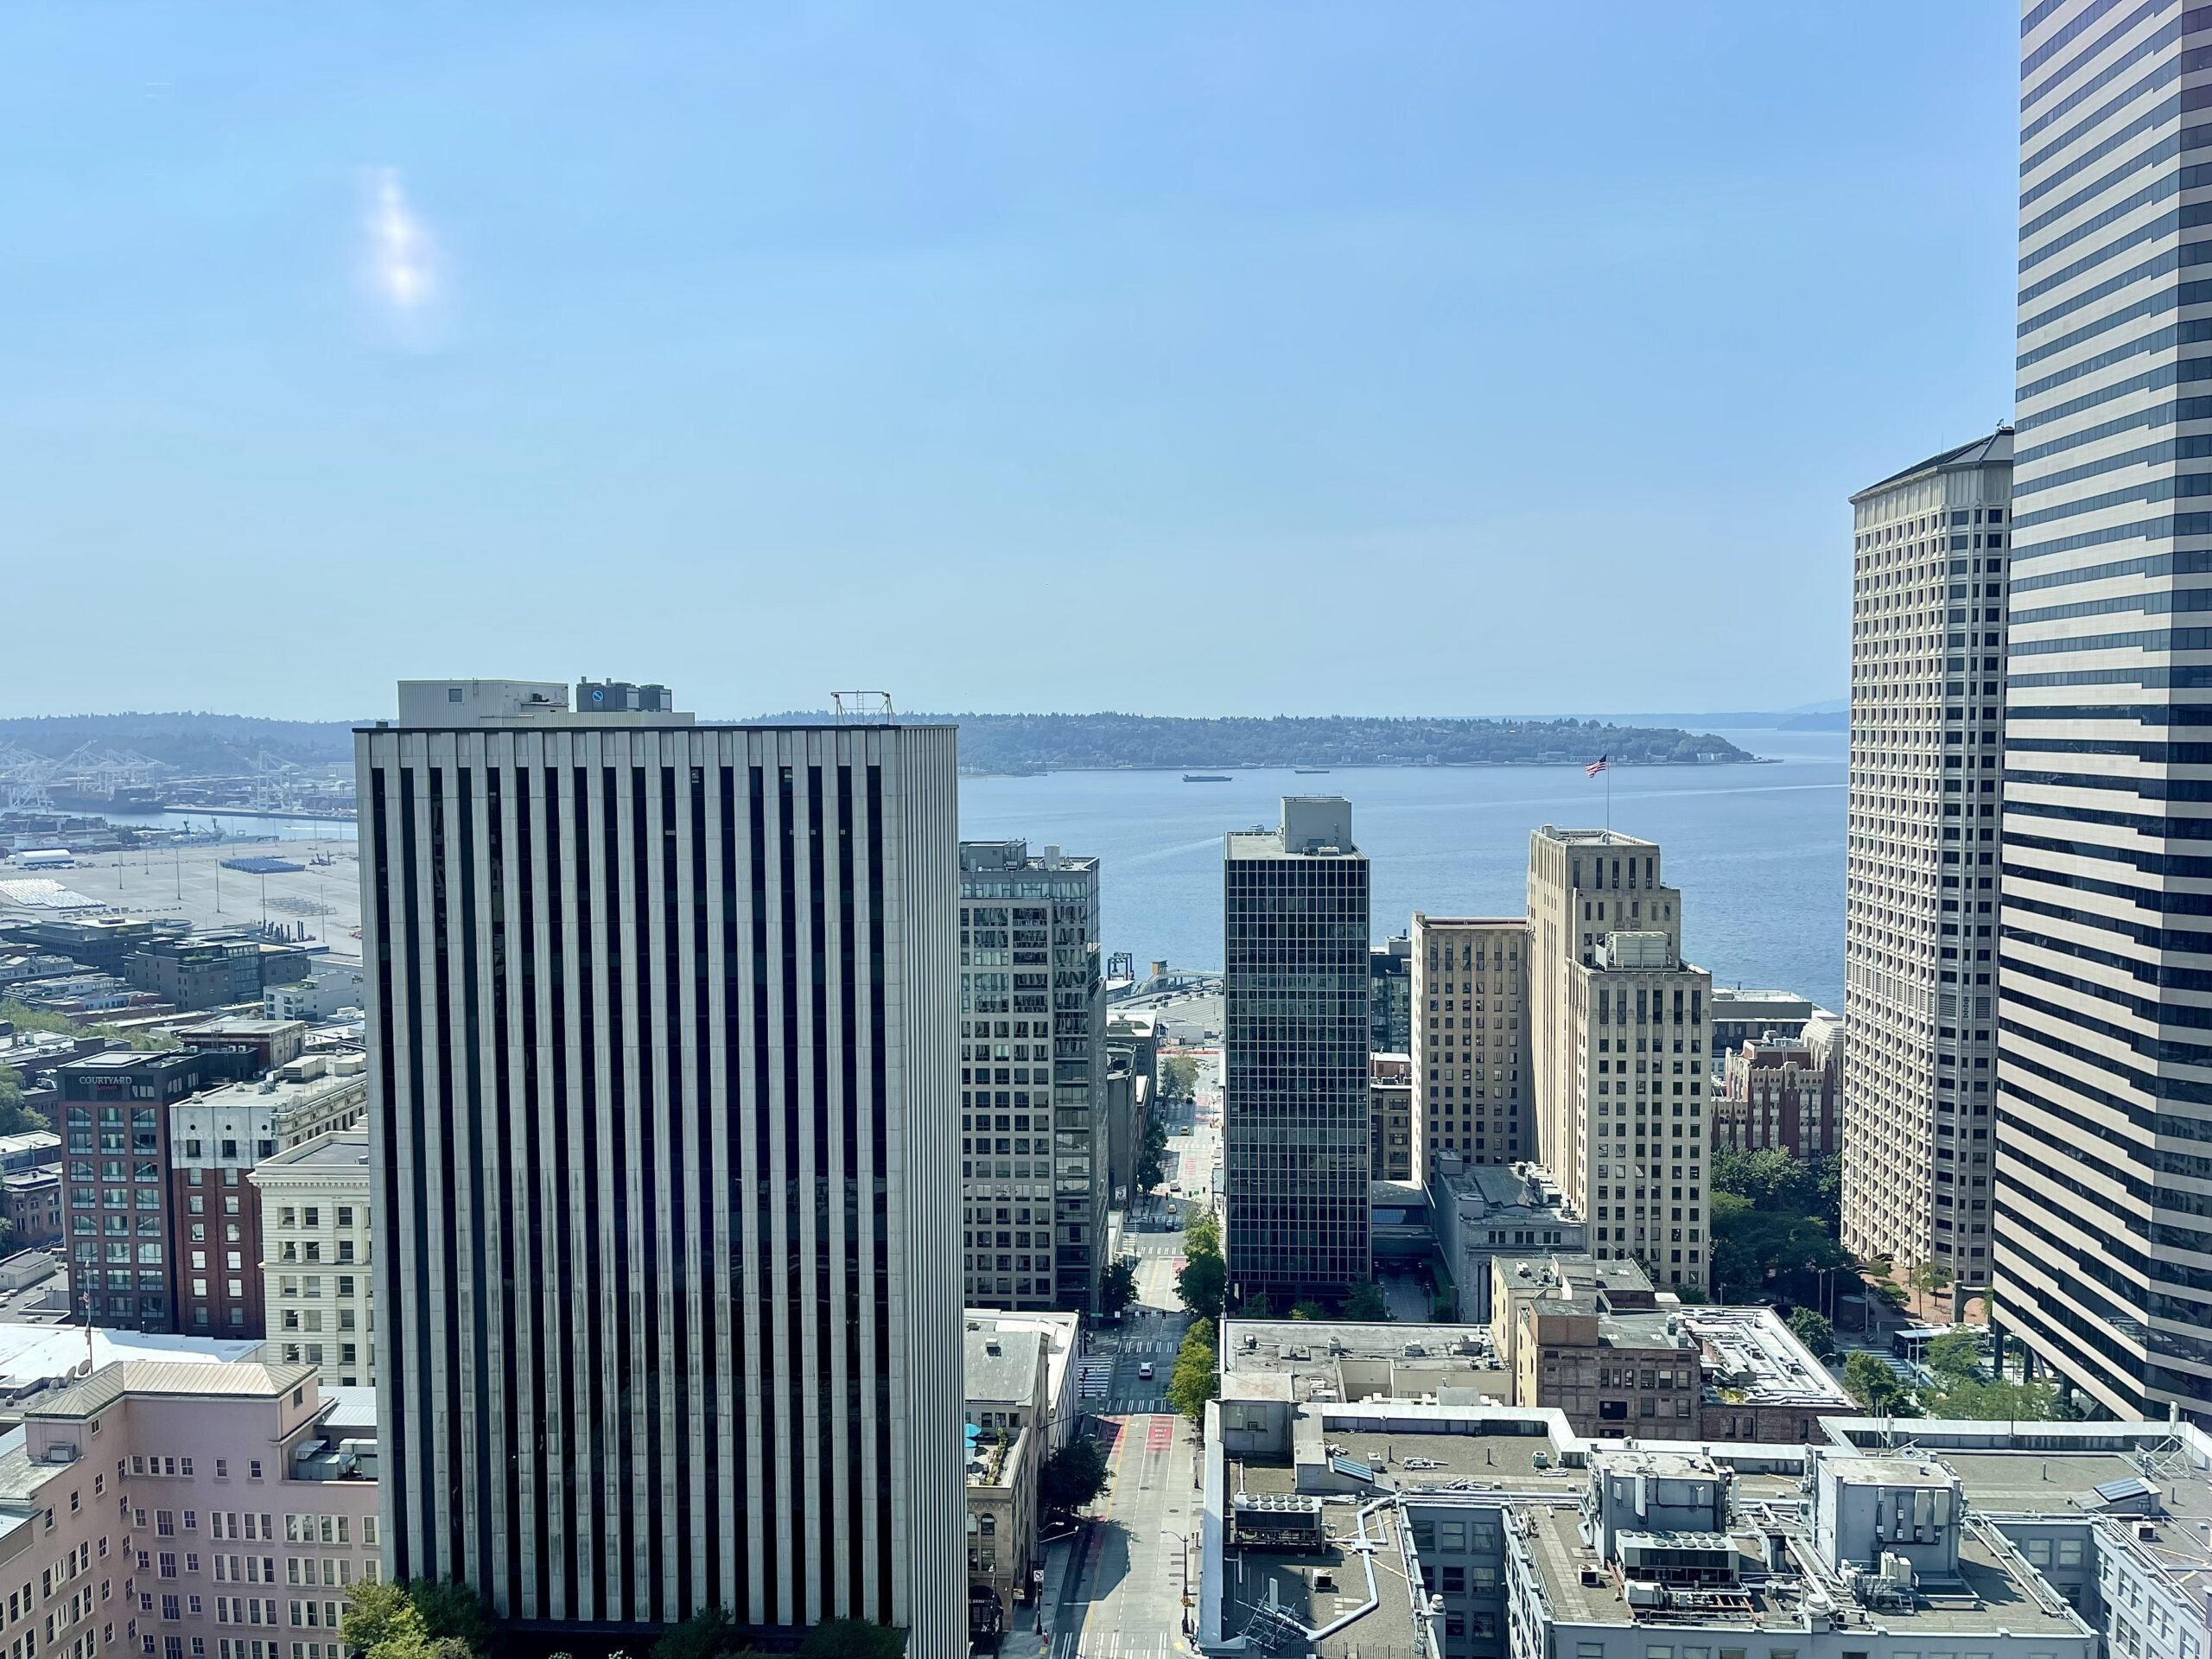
[1030,1042,1219,1656]
[1046,1409,1201,1656]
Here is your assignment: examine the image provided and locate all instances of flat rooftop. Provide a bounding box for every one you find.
[1224,1319,1510,1402]
[1220,1486,1427,1659]
[1535,827,1656,850]
[1685,1307,1853,1409]
[1224,830,1362,861]
[1522,1502,2087,1636]
[1274,1425,1595,1500]
[252,1125,370,1174]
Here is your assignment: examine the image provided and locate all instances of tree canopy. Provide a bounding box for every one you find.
[1786,1308,1837,1360]
[1099,1258,1138,1319]
[1166,1319,1219,1426]
[1342,1283,1389,1322]
[1039,1437,1111,1521]
[1177,1214,1227,1319]
[341,1580,493,1659]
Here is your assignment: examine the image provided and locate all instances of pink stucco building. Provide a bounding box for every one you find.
[0,1361,379,1659]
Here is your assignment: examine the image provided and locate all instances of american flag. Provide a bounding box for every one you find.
[1586,755,1609,778]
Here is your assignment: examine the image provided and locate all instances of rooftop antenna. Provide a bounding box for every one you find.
[830,692,896,724]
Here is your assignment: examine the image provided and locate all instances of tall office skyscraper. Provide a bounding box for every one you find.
[2001,4,2212,1422]
[957,839,1106,1314]
[1408,913,1531,1182]
[1527,827,1710,1293]
[359,679,963,1652]
[1223,797,1371,1303]
[1841,429,2012,1294]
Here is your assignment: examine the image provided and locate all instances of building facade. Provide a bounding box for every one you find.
[1222,798,1371,1305]
[1409,915,1530,1183]
[1999,3,2212,1424]
[147,1058,367,1342]
[58,1048,257,1333]
[1369,936,1412,1056]
[2,1169,59,1247]
[1369,1052,1413,1182]
[961,1324,1048,1643]
[250,1127,372,1389]
[124,935,264,1014]
[1707,988,1817,1061]
[1527,829,1711,1293]
[1714,1024,1840,1157]
[1841,428,2011,1291]
[0,1358,382,1659]
[359,677,963,1651]
[957,840,1106,1316]
[1427,1159,1583,1321]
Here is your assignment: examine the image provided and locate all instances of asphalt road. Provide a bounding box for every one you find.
[1038,1046,1218,1656]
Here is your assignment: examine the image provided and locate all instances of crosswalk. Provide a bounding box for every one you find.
[1043,1634,1182,1659]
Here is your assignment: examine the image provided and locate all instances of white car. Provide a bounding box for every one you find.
[1138,1362,1155,1380]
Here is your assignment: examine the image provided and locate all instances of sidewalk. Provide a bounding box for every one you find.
[1022,1526,1084,1657]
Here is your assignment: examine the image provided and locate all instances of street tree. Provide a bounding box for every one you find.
[1166,1320,1219,1426]
[1175,1253,1226,1322]
[1099,1259,1138,1319]
[1039,1438,1111,1521]
[1343,1282,1389,1322]
[1844,1351,1906,1414]
[1786,1308,1837,1360]
[1923,1330,1984,1382]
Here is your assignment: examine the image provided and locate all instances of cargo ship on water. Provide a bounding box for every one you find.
[1182,773,1231,783]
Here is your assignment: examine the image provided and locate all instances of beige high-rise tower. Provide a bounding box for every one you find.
[1840,429,2010,1294]
[1408,914,1531,1184]
[1527,827,1711,1292]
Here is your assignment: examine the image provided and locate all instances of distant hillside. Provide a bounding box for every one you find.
[1,709,1756,778]
[755,711,1756,773]
[0,713,359,771]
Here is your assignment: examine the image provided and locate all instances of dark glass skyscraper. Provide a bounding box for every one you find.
[1222,797,1371,1303]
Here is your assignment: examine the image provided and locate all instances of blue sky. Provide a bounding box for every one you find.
[0,3,2018,721]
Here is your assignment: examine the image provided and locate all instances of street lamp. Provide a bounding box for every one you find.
[1163,1529,1192,1633]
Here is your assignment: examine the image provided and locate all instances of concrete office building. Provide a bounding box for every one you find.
[1841,428,2011,1293]
[359,677,963,1652]
[1527,829,1711,1292]
[1223,798,1371,1304]
[262,966,368,1024]
[1707,987,1819,1062]
[1369,1052,1414,1181]
[1409,915,1530,1183]
[957,840,1106,1315]
[164,1054,367,1339]
[1427,1158,1583,1321]
[1198,1395,2209,1659]
[251,1126,374,1389]
[1995,3,2212,1423]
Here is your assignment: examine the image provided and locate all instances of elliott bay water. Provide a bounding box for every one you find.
[960,726,1847,1014]
[92,727,1845,1014]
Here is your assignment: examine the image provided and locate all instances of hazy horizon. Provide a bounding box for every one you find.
[0,3,2011,718]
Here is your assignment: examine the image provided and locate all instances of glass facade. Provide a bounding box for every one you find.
[2000,2,2212,1421]
[956,843,1106,1315]
[1223,806,1372,1302]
